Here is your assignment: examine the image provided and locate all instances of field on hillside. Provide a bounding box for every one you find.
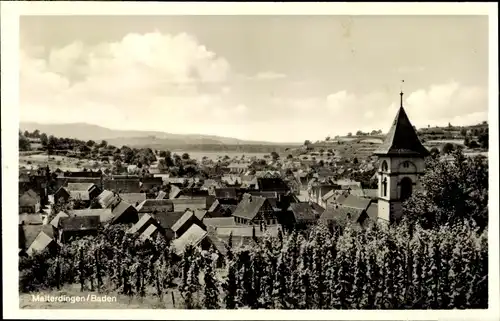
[171,151,269,161]
[426,139,465,146]
[19,154,108,171]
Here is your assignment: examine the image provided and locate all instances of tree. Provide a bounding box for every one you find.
[430,147,440,156]
[442,143,455,154]
[356,130,363,136]
[33,129,40,138]
[270,152,280,161]
[478,132,488,149]
[287,154,293,159]
[86,140,96,147]
[304,140,311,146]
[99,140,108,148]
[347,132,352,137]
[182,153,190,160]
[40,133,48,146]
[19,134,31,151]
[325,136,330,141]
[460,128,468,137]
[404,149,488,229]
[352,157,359,164]
[159,150,167,158]
[468,140,480,149]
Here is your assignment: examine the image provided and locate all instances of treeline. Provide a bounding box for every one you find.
[20,221,488,309]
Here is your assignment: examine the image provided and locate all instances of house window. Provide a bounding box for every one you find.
[381,160,388,172]
[382,178,388,197]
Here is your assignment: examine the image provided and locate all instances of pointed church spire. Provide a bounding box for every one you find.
[373,86,430,157]
[400,79,404,108]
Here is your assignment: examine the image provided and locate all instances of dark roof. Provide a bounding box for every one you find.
[141,211,185,229]
[21,224,54,250]
[214,188,238,199]
[319,205,364,227]
[208,200,238,215]
[59,216,100,231]
[374,106,430,157]
[111,200,136,222]
[257,177,289,191]
[289,202,317,223]
[172,210,196,232]
[248,191,278,199]
[232,194,267,220]
[310,202,326,215]
[341,194,371,211]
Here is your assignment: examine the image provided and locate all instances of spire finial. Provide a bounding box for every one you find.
[400,79,404,108]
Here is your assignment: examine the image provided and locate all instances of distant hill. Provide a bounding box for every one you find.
[19,122,301,148]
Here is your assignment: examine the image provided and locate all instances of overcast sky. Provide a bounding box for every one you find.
[20,15,489,142]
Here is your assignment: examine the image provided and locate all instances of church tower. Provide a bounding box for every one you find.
[373,91,430,223]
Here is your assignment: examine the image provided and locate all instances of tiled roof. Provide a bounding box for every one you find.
[141,211,185,230]
[366,202,379,222]
[319,206,364,227]
[26,231,55,256]
[171,210,197,232]
[341,194,371,211]
[19,213,43,225]
[111,200,136,223]
[50,211,69,228]
[203,217,236,228]
[172,224,208,255]
[58,216,100,231]
[72,209,114,223]
[170,198,207,211]
[169,185,182,199]
[70,190,90,201]
[119,193,147,205]
[67,182,95,191]
[232,194,267,220]
[136,199,174,213]
[215,188,238,199]
[289,202,317,223]
[215,225,280,237]
[19,193,39,207]
[96,190,118,208]
[139,224,158,241]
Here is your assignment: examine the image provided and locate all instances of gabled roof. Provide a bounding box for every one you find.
[366,202,379,222]
[169,185,182,199]
[341,194,371,211]
[136,199,174,213]
[139,224,158,241]
[67,182,96,192]
[172,210,197,232]
[289,202,317,223]
[119,193,147,205]
[203,217,237,228]
[172,224,208,255]
[19,193,39,207]
[50,211,69,228]
[96,190,119,208]
[59,216,100,231]
[156,191,167,200]
[19,213,43,225]
[232,194,268,220]
[72,209,114,223]
[214,188,238,200]
[362,189,379,199]
[215,225,280,237]
[141,211,185,230]
[70,190,90,201]
[26,231,55,256]
[194,209,208,220]
[319,205,365,227]
[170,198,207,211]
[128,213,155,234]
[256,177,289,191]
[111,200,136,222]
[374,105,430,157]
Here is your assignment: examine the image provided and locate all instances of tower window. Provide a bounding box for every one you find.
[382,178,388,197]
[400,177,413,200]
[381,160,388,172]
